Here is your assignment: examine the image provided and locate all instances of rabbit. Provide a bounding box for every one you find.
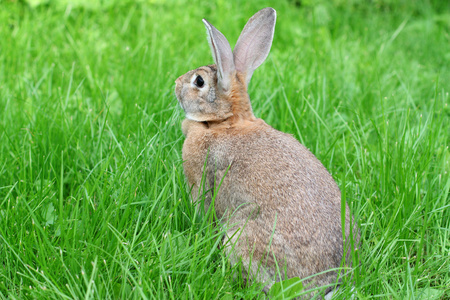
[175,7,359,298]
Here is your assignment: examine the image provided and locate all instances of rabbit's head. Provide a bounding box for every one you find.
[175,8,276,123]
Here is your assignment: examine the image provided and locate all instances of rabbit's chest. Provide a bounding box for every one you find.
[182,130,232,184]
[182,129,258,218]
[182,133,210,186]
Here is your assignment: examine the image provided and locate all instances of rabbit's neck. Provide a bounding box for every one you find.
[228,73,256,122]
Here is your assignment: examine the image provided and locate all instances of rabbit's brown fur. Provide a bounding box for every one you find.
[175,8,359,297]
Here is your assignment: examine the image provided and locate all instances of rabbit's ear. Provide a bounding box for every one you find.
[203,19,235,92]
[233,7,276,86]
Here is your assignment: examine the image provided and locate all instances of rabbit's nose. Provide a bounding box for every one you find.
[175,76,183,86]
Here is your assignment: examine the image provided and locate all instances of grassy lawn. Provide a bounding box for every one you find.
[1,0,449,298]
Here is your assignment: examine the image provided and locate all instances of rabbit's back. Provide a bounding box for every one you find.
[208,119,342,220]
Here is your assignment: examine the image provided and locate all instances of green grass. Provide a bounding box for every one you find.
[1,0,449,299]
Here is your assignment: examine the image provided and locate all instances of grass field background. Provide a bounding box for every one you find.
[1,0,449,298]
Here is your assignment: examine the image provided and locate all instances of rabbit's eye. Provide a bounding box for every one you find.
[194,75,204,88]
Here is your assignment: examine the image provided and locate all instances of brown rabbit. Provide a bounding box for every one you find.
[175,7,359,298]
